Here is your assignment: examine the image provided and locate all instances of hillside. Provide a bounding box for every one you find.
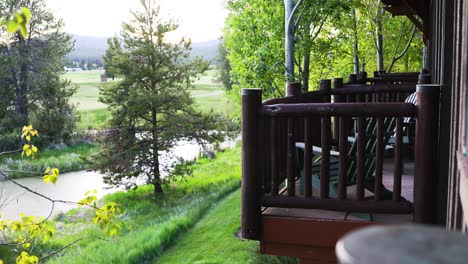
[68,35,220,62]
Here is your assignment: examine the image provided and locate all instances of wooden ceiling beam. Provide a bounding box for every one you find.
[383,6,417,16]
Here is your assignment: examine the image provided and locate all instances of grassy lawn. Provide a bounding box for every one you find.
[0,143,97,178]
[64,69,235,131]
[40,147,244,263]
[156,189,298,264]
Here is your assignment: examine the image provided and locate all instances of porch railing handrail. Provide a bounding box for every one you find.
[262,103,416,117]
[241,84,440,240]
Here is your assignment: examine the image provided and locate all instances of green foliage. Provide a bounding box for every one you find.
[44,147,243,263]
[0,0,77,150]
[0,143,97,179]
[224,0,424,101]
[224,0,285,101]
[91,0,224,194]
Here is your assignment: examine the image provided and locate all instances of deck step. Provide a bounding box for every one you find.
[260,215,372,263]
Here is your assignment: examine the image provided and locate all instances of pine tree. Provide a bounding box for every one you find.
[93,0,221,194]
[0,0,77,148]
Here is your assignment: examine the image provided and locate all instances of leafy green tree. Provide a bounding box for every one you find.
[92,0,221,194]
[0,0,77,148]
[214,39,233,90]
[224,0,285,100]
[103,37,120,80]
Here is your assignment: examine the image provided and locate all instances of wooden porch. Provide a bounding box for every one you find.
[241,72,441,263]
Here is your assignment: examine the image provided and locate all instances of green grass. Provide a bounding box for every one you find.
[77,109,111,131]
[0,143,97,178]
[64,69,235,118]
[42,147,249,264]
[156,189,298,264]
[64,70,110,84]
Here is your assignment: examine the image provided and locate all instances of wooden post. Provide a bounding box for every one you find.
[348,74,358,84]
[320,79,331,102]
[241,88,262,239]
[414,84,440,223]
[418,72,432,84]
[286,82,301,97]
[359,71,368,83]
[333,78,344,143]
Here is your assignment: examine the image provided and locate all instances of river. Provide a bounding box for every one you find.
[0,139,237,220]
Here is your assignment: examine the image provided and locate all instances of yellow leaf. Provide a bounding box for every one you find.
[52,168,59,175]
[50,174,58,184]
[25,135,31,141]
[25,149,32,157]
[43,175,50,183]
[22,144,30,151]
[31,145,38,153]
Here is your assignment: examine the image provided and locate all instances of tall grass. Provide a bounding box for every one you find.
[0,143,97,178]
[156,189,298,264]
[43,147,243,263]
[77,109,111,131]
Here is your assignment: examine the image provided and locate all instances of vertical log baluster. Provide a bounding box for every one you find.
[321,115,331,199]
[270,117,279,196]
[279,118,286,182]
[393,117,403,201]
[338,117,348,200]
[304,118,312,197]
[375,117,384,201]
[262,117,270,194]
[287,117,296,196]
[333,78,344,143]
[356,117,366,200]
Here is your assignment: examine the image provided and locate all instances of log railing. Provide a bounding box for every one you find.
[241,83,440,240]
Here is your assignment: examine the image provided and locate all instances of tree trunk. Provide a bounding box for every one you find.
[422,45,429,70]
[376,9,384,72]
[16,43,29,125]
[302,50,310,92]
[284,0,295,83]
[352,9,360,74]
[151,108,163,195]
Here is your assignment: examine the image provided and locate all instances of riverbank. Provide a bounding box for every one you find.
[38,146,244,263]
[0,143,97,179]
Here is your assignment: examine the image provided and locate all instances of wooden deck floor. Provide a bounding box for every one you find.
[262,157,415,224]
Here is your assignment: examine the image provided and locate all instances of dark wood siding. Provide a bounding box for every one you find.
[432,0,468,229]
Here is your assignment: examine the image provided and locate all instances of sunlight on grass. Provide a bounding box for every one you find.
[156,189,298,264]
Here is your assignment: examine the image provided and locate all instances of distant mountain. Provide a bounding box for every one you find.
[190,39,221,62]
[68,35,109,59]
[68,35,221,62]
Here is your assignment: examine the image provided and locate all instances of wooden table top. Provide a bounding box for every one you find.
[336,225,468,264]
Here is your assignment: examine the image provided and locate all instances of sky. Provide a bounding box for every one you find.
[44,0,228,42]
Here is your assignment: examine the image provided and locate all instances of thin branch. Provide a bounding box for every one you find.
[0,149,22,156]
[387,26,417,73]
[38,236,111,261]
[287,0,304,33]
